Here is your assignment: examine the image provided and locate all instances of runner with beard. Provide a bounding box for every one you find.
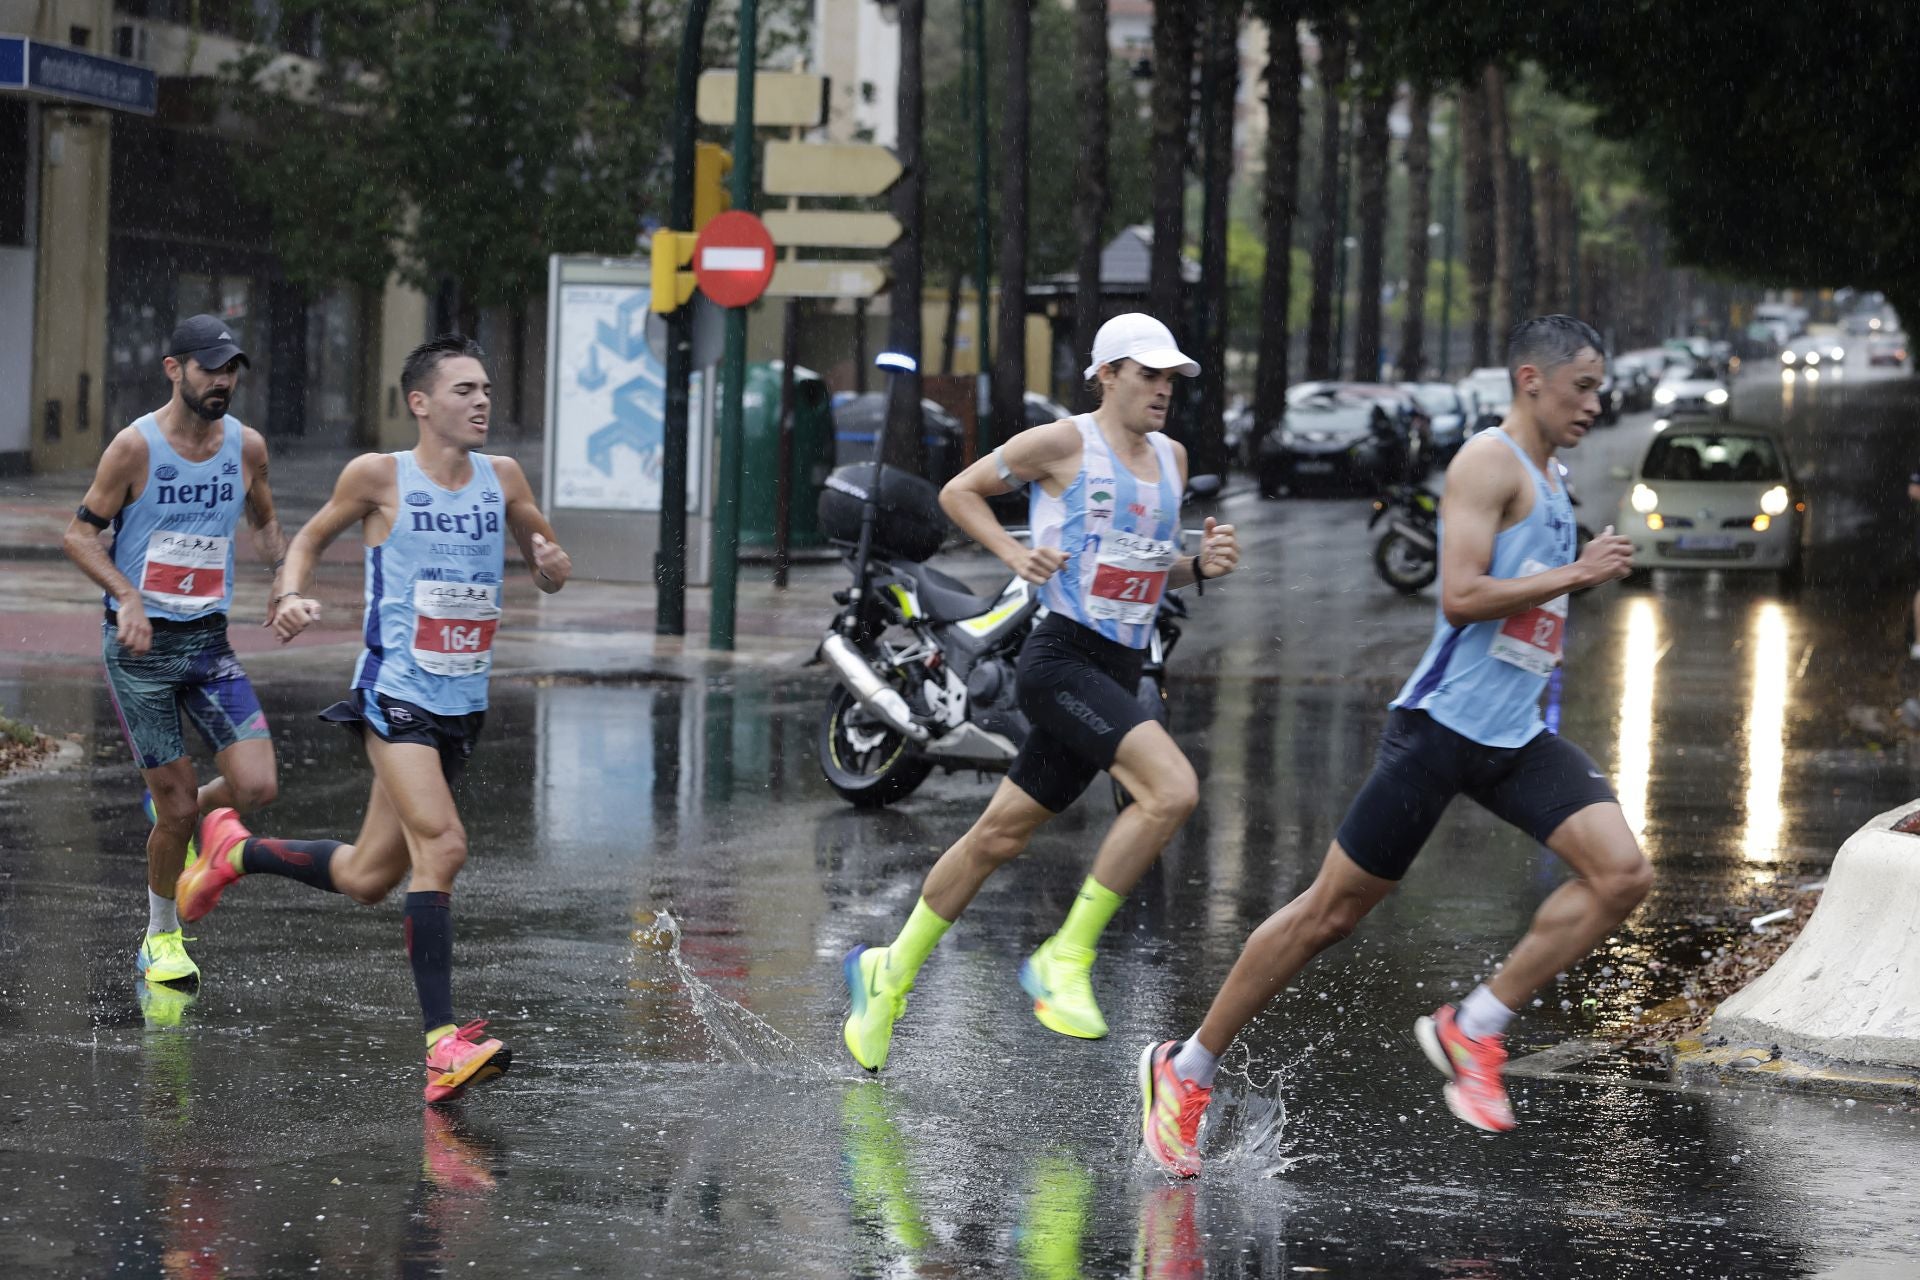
[63,314,288,988]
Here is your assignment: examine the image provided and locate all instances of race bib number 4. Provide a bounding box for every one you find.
[140,531,229,614]
[1488,558,1567,676]
[1085,530,1175,625]
[410,580,501,677]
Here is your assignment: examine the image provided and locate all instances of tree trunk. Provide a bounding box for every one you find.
[1485,64,1515,346]
[1305,16,1347,381]
[1533,154,1560,314]
[885,0,927,473]
[1511,151,1535,323]
[1191,0,1237,476]
[1457,84,1494,368]
[1398,84,1432,379]
[991,0,1033,448]
[1071,0,1110,411]
[1253,2,1302,432]
[1350,72,1390,381]
[941,264,963,374]
[1147,0,1195,325]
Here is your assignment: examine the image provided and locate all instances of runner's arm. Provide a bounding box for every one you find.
[240,428,291,609]
[940,418,1081,582]
[63,429,151,652]
[495,457,570,594]
[1439,444,1607,626]
[269,453,387,640]
[1157,440,1240,589]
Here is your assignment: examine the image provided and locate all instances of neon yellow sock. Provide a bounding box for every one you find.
[425,1023,457,1048]
[1053,876,1124,953]
[886,897,953,980]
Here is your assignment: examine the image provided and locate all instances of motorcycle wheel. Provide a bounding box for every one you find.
[818,683,934,808]
[1111,676,1168,811]
[1374,530,1437,594]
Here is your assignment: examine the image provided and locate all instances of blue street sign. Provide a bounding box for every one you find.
[0,35,157,115]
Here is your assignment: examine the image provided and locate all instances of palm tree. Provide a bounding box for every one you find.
[1458,81,1494,368]
[1305,15,1348,381]
[885,0,926,471]
[1350,59,1391,381]
[1398,83,1432,379]
[1254,4,1303,431]
[1071,0,1109,411]
[991,0,1033,448]
[1485,64,1516,344]
[1147,1,1196,325]
[1192,0,1239,476]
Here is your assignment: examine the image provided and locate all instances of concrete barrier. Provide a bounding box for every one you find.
[1708,802,1920,1069]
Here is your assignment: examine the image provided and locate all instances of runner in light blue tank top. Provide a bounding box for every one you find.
[175,334,574,1105]
[1393,428,1579,747]
[110,413,247,621]
[353,449,506,716]
[1030,414,1183,650]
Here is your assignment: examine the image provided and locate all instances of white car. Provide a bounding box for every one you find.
[1779,336,1847,369]
[1617,425,1804,582]
[1456,367,1512,431]
[1651,360,1731,419]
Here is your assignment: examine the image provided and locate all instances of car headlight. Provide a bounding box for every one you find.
[1806,351,1820,365]
[1831,347,1846,360]
[1653,387,1676,405]
[1706,388,1729,405]
[1631,483,1659,513]
[1760,485,1789,516]
[1278,429,1297,447]
[1779,350,1794,363]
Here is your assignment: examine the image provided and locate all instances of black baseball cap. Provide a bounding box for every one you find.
[167,314,250,371]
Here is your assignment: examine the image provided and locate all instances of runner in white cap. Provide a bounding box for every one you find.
[841,313,1241,1072]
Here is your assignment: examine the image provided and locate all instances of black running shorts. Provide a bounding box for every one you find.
[1006,614,1153,813]
[1334,707,1618,881]
[320,690,485,784]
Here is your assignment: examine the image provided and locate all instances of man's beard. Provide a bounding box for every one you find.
[181,384,229,421]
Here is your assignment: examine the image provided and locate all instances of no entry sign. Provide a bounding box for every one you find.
[694,211,776,308]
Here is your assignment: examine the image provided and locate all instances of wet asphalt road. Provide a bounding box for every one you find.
[4,353,1920,1276]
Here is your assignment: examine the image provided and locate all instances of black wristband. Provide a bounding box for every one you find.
[1192,554,1206,594]
[76,503,110,530]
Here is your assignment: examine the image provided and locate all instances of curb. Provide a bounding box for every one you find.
[1671,1036,1920,1102]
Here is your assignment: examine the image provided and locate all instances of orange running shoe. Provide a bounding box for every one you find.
[1139,1041,1212,1178]
[176,808,251,923]
[1415,1004,1516,1133]
[424,1020,511,1104]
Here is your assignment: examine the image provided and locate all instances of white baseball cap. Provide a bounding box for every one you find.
[1082,312,1202,381]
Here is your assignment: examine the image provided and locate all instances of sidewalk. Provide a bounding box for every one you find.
[0,453,868,681]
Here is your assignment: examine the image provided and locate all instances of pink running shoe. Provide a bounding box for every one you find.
[176,808,252,922]
[1139,1041,1213,1178]
[1415,1004,1516,1133]
[424,1020,512,1104]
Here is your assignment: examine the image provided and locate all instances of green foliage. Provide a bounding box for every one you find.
[0,708,36,746]
[1225,224,1310,343]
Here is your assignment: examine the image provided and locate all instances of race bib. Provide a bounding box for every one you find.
[410,580,501,677]
[139,531,229,614]
[1084,529,1175,626]
[1488,558,1567,676]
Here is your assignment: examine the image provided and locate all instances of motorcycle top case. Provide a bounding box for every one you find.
[818,463,949,562]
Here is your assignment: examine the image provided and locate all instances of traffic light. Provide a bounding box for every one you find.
[650,230,696,314]
[693,141,732,233]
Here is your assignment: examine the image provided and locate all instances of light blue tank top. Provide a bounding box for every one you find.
[110,414,247,621]
[353,450,507,715]
[1029,414,1182,650]
[1392,430,1579,747]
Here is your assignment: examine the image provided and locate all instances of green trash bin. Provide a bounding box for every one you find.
[739,361,834,549]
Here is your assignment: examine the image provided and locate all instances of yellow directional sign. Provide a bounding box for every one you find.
[766,261,889,299]
[762,210,903,250]
[762,142,904,198]
[696,71,828,128]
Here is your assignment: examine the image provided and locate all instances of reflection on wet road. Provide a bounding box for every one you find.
[3,366,1920,1276]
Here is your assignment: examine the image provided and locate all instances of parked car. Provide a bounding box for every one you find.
[1616,424,1804,586]
[831,393,965,485]
[1456,367,1513,434]
[1403,382,1472,460]
[1652,360,1732,419]
[1254,386,1399,497]
[1022,391,1073,428]
[1610,354,1657,412]
[1868,332,1909,366]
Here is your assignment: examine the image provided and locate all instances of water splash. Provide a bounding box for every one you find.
[631,908,839,1077]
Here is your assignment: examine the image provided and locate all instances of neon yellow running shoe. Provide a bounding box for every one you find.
[142,790,198,867]
[841,1083,931,1253]
[1016,1154,1092,1278]
[842,944,913,1072]
[137,977,199,1029]
[135,928,199,986]
[1020,937,1107,1039]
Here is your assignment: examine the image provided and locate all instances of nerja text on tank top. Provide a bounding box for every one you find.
[110,414,247,622]
[353,450,507,715]
[1028,414,1182,650]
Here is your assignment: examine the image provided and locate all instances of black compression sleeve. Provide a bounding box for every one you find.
[75,504,110,530]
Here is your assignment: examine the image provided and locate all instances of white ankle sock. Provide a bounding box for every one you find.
[1456,984,1515,1041]
[147,889,179,937]
[1171,1036,1219,1088]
